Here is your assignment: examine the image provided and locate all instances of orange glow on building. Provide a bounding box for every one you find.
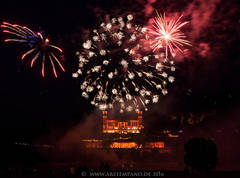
[145,142,164,149]
[102,111,144,134]
[81,139,103,148]
[168,133,179,138]
[110,142,138,149]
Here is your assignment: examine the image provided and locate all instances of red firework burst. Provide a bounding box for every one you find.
[149,12,191,57]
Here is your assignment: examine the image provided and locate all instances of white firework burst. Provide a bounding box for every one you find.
[73,14,175,112]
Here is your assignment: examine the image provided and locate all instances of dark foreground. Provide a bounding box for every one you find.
[1,168,240,178]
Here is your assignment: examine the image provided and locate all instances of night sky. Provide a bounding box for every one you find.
[0,0,240,171]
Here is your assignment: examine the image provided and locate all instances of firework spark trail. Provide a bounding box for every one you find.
[1,22,65,78]
[73,14,176,113]
[148,12,191,57]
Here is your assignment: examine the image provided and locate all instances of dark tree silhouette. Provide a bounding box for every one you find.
[184,137,218,174]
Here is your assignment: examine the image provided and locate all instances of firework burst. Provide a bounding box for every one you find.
[148,12,191,57]
[73,14,175,113]
[1,22,65,78]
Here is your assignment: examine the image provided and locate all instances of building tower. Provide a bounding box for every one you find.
[138,111,144,129]
[102,111,108,133]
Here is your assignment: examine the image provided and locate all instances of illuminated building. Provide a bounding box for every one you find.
[110,142,138,149]
[102,111,144,134]
[80,111,167,149]
[145,142,164,149]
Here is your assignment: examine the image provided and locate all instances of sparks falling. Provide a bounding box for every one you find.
[1,22,65,78]
[149,12,191,57]
[73,14,175,113]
